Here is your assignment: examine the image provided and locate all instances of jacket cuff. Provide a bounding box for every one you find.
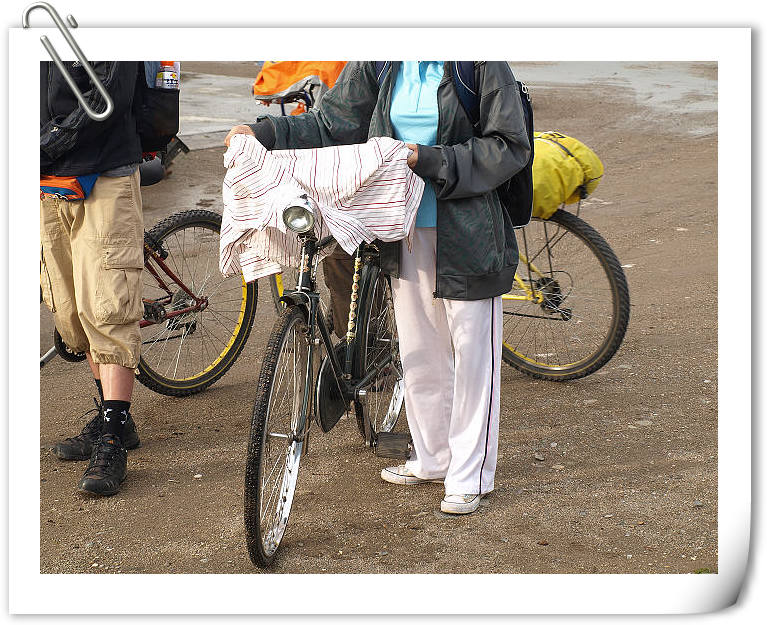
[246,118,276,150]
[412,144,442,180]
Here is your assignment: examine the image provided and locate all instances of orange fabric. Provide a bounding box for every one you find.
[252,61,347,98]
[40,175,85,199]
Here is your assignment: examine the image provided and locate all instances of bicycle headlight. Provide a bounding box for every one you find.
[282,195,315,234]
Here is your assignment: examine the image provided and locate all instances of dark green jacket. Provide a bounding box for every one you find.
[261,61,530,300]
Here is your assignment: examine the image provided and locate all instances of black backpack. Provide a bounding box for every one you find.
[135,61,180,153]
[375,61,534,228]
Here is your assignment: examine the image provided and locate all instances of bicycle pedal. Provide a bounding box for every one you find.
[374,432,413,459]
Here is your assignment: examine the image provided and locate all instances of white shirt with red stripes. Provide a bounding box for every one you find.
[220,134,425,282]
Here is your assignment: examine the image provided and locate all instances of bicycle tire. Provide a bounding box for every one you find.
[136,210,257,396]
[269,271,287,314]
[244,305,309,567]
[352,264,405,438]
[502,209,630,380]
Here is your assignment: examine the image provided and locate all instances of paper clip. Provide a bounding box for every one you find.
[22,2,113,121]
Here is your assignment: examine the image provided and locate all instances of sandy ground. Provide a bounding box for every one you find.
[39,62,718,574]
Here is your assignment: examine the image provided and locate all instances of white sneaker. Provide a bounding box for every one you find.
[440,493,483,514]
[380,465,443,485]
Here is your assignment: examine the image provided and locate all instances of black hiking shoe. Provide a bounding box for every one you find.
[77,434,128,497]
[52,399,140,461]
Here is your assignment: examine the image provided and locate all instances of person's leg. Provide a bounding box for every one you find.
[388,228,453,480]
[71,171,144,495]
[84,354,104,402]
[99,363,135,401]
[40,195,90,357]
[42,195,108,459]
[442,294,503,499]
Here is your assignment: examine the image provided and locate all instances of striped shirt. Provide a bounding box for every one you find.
[220,134,424,282]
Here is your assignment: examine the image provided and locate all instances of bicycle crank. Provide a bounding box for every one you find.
[166,290,200,332]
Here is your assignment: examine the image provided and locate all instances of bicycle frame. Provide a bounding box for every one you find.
[503,218,575,313]
[141,237,209,328]
[278,233,394,448]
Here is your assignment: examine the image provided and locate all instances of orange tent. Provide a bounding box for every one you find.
[252,61,347,114]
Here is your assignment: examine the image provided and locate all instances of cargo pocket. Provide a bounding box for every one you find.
[95,244,144,325]
[40,248,56,312]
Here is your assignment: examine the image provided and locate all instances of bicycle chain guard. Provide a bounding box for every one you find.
[315,342,349,433]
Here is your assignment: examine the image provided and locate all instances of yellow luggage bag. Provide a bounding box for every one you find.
[532,131,604,219]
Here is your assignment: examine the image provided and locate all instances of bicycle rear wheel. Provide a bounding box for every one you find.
[137,210,257,396]
[352,265,404,439]
[502,209,630,380]
[244,305,309,567]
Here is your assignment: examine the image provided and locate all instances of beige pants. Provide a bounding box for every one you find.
[40,170,144,368]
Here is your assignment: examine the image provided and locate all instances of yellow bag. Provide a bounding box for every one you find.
[532,131,604,219]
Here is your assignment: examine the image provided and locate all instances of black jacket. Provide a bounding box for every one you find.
[40,61,142,176]
[256,61,530,300]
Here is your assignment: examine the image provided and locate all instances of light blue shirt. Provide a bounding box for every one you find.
[389,61,443,228]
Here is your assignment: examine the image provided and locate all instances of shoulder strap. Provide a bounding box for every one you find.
[374,61,390,86]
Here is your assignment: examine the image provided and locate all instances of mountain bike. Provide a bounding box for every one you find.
[244,203,407,567]
[41,209,258,397]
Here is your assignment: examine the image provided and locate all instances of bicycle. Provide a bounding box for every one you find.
[244,203,407,567]
[501,204,630,380]
[269,204,631,383]
[41,209,258,397]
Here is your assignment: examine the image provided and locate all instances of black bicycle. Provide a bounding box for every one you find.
[243,202,408,567]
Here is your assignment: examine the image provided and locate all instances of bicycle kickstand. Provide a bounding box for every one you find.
[40,346,58,368]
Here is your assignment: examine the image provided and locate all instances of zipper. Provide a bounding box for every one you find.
[383,62,398,135]
[489,193,503,253]
[47,63,54,121]
[433,65,448,299]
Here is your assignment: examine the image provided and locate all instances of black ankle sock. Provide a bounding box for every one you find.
[102,400,130,438]
[94,379,104,404]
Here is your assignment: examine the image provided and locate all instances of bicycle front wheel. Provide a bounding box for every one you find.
[137,210,257,396]
[244,305,309,567]
[352,265,405,439]
[502,209,630,380]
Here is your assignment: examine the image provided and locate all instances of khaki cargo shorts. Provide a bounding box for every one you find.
[40,170,144,369]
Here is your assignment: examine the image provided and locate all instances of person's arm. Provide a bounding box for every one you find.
[40,62,139,162]
[227,62,379,151]
[411,62,531,199]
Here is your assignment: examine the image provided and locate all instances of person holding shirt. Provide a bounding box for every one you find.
[226,61,529,514]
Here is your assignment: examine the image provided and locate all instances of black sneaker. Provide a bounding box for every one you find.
[77,434,128,497]
[52,400,140,461]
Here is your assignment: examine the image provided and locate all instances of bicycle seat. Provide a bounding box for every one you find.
[254,88,312,105]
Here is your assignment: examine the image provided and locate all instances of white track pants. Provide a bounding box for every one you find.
[390,228,502,495]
